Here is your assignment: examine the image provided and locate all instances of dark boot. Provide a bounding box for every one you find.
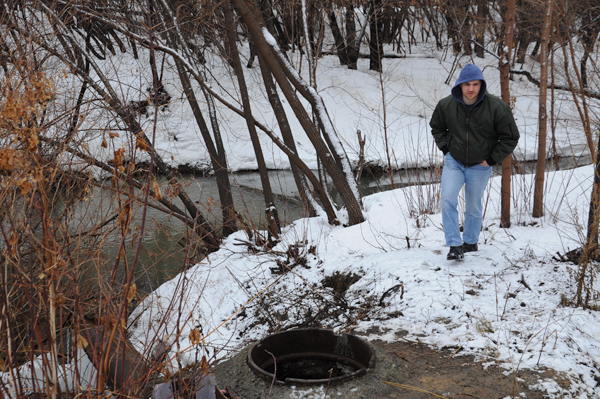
[463,242,478,253]
[447,246,464,260]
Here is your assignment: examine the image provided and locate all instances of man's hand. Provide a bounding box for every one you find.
[480,160,489,167]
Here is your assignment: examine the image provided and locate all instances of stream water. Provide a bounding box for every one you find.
[93,154,591,295]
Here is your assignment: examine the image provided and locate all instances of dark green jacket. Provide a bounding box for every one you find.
[430,93,520,166]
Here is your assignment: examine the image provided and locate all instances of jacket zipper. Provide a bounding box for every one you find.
[465,108,471,166]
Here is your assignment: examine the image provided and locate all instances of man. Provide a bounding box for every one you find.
[430,64,520,260]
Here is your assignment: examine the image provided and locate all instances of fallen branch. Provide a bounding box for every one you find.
[519,274,532,291]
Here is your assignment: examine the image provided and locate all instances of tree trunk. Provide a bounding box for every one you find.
[303,0,317,60]
[514,0,541,64]
[259,0,287,50]
[382,3,393,43]
[586,134,600,252]
[301,0,316,86]
[532,0,554,218]
[515,34,531,64]
[581,51,589,88]
[231,0,364,226]
[576,3,600,307]
[443,0,462,54]
[345,4,358,70]
[579,7,600,89]
[500,0,517,228]
[154,0,238,237]
[418,0,443,50]
[175,61,238,237]
[475,0,487,58]
[223,1,281,241]
[577,130,600,307]
[369,0,384,72]
[257,55,319,218]
[329,11,348,65]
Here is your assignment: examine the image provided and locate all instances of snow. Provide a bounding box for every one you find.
[3,21,600,398]
[127,162,600,398]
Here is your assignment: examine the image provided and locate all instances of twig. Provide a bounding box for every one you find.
[537,314,552,367]
[265,349,277,398]
[448,346,463,359]
[379,380,448,398]
[501,283,512,320]
[379,283,404,306]
[519,274,532,291]
[323,368,333,399]
[394,352,410,362]
[510,69,600,100]
[438,346,463,366]
[495,273,499,322]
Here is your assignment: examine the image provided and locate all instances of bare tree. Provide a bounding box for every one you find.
[328,5,349,65]
[578,1,600,88]
[474,0,488,58]
[554,0,597,161]
[222,2,281,242]
[157,0,239,237]
[532,0,555,218]
[0,4,188,397]
[500,0,518,228]
[369,0,384,72]
[441,0,472,55]
[346,2,359,69]
[514,0,544,65]
[231,0,365,226]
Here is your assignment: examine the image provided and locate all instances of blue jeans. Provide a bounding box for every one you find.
[441,153,492,247]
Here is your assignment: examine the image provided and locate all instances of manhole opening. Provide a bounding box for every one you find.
[248,328,375,386]
[263,355,361,381]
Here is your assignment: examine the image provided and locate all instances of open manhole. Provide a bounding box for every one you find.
[247,328,375,386]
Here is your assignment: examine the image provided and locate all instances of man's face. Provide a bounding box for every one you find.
[461,80,481,102]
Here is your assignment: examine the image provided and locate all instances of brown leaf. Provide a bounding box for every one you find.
[127,283,137,303]
[189,329,202,345]
[200,355,209,375]
[151,179,163,200]
[136,137,150,152]
[18,179,33,196]
[76,334,89,349]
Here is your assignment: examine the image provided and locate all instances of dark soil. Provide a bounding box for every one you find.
[366,337,571,398]
[212,332,572,399]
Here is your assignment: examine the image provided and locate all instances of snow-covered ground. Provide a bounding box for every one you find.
[128,162,600,398]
